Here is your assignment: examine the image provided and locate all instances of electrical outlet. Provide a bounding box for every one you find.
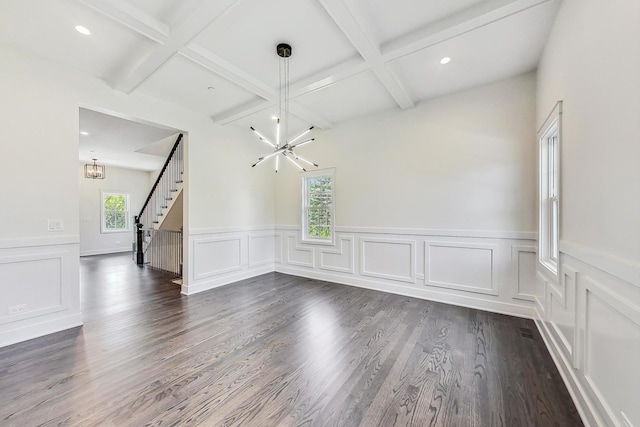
[8,304,27,315]
[47,219,64,231]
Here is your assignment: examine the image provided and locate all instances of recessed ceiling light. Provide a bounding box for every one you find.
[440,57,451,65]
[80,131,89,135]
[75,25,91,35]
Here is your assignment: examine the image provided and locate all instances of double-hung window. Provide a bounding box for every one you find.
[302,169,334,244]
[101,191,130,233]
[538,101,562,274]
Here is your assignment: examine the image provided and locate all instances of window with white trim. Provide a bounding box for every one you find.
[538,101,562,274]
[302,169,334,243]
[101,191,130,233]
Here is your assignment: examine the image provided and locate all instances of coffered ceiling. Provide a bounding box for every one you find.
[0,0,560,132]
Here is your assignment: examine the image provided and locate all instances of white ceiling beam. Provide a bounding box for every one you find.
[212,99,273,126]
[290,57,368,98]
[81,0,169,43]
[181,44,275,101]
[382,0,553,61]
[212,98,334,130]
[110,0,243,93]
[317,0,415,110]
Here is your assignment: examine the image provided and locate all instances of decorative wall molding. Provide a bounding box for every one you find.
[0,242,81,348]
[560,240,640,288]
[535,245,640,427]
[0,252,67,325]
[0,235,80,249]
[248,232,276,267]
[534,271,548,319]
[274,232,283,263]
[185,229,277,296]
[319,236,354,274]
[192,235,243,280]
[278,224,536,240]
[547,263,578,361]
[190,225,275,236]
[425,241,498,296]
[286,234,314,268]
[273,226,536,319]
[360,237,415,283]
[511,245,537,301]
[578,275,640,427]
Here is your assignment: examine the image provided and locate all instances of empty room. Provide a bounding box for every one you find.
[0,0,638,426]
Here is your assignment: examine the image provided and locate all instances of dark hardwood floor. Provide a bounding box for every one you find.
[0,253,582,426]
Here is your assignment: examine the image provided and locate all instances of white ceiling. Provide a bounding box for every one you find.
[79,108,180,171]
[0,0,560,167]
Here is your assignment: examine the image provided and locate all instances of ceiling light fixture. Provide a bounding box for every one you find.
[75,25,91,35]
[84,158,105,179]
[80,131,89,135]
[440,56,451,65]
[250,43,317,173]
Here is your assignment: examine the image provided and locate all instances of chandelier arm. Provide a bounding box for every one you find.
[289,151,318,168]
[289,138,315,149]
[288,126,314,145]
[250,127,276,148]
[283,152,306,172]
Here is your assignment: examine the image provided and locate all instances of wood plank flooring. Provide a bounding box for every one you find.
[0,253,582,426]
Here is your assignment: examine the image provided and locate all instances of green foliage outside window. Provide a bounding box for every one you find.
[306,176,332,239]
[103,193,128,231]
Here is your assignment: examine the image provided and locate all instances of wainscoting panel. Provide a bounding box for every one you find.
[535,248,640,427]
[275,226,537,318]
[0,254,64,325]
[319,236,354,274]
[548,264,577,359]
[534,271,548,319]
[425,242,497,296]
[0,239,81,348]
[361,238,415,283]
[286,234,314,268]
[511,245,537,301]
[580,275,640,427]
[248,233,276,267]
[192,236,243,280]
[185,228,275,295]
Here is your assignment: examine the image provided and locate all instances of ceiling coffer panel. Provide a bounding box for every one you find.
[136,53,263,117]
[389,1,559,103]
[192,0,361,89]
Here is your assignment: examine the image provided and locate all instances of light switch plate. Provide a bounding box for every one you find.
[47,219,64,231]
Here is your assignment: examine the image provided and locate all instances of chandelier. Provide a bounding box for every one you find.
[84,158,105,179]
[250,43,318,173]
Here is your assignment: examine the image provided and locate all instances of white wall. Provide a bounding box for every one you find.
[79,163,151,256]
[534,1,640,426]
[0,44,275,346]
[274,73,540,317]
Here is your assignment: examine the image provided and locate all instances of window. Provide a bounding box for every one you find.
[302,169,334,244]
[101,191,130,233]
[538,101,562,274]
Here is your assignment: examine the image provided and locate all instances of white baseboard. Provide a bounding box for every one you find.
[0,312,83,348]
[276,264,534,319]
[534,317,604,427]
[182,264,274,295]
[80,248,132,257]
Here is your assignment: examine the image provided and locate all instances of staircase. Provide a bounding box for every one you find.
[135,133,184,275]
